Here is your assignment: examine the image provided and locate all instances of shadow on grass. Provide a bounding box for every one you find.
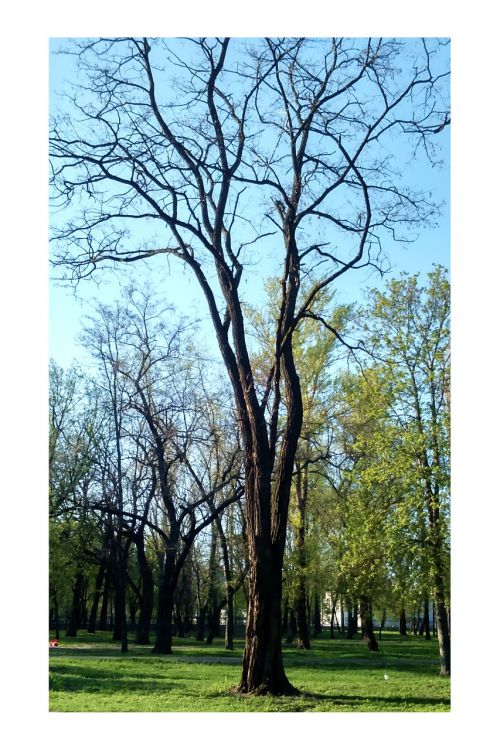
[50,650,439,679]
[298,690,450,709]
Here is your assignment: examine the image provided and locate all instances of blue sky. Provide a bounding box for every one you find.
[49,37,450,369]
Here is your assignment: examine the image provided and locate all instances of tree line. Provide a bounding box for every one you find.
[50,268,450,674]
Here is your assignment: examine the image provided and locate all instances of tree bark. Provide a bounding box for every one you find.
[66,570,85,637]
[434,575,451,676]
[153,554,176,654]
[135,536,154,645]
[51,589,60,640]
[282,597,289,636]
[238,540,298,695]
[294,462,310,649]
[286,607,297,644]
[379,608,386,640]
[399,607,407,636]
[359,595,379,651]
[196,604,207,641]
[347,602,358,639]
[87,562,106,634]
[225,587,235,650]
[329,598,335,639]
[419,597,431,640]
[313,593,322,637]
[98,572,110,631]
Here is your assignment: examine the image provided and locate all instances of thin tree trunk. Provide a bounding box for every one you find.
[313,593,322,638]
[379,608,386,640]
[135,536,154,645]
[294,463,310,649]
[434,574,451,675]
[225,587,234,650]
[286,607,297,644]
[98,572,110,631]
[66,570,85,637]
[329,598,336,639]
[282,596,289,636]
[52,589,60,640]
[419,597,431,640]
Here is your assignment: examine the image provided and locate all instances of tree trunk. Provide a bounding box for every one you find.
[87,562,106,634]
[282,597,289,636]
[206,605,222,645]
[66,570,85,637]
[434,574,451,676]
[379,608,386,640]
[225,587,234,650]
[329,600,335,639]
[153,556,175,654]
[135,536,154,645]
[347,602,358,639]
[295,587,310,649]
[98,572,110,631]
[294,463,310,649]
[51,589,60,640]
[419,597,431,640]
[112,570,128,653]
[238,542,298,695]
[286,607,297,644]
[359,596,379,652]
[313,593,322,638]
[399,607,407,636]
[196,604,207,641]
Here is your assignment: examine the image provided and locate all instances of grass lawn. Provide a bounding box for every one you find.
[49,631,450,712]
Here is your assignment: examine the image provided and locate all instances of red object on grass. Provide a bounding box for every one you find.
[49,639,59,648]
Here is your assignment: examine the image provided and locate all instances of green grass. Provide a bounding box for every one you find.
[49,631,450,712]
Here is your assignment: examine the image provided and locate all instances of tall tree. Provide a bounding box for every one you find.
[50,37,449,694]
[362,267,450,674]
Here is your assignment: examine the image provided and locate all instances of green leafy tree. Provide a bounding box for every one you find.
[361,267,450,673]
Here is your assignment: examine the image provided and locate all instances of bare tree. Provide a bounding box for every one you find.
[78,287,243,653]
[50,37,449,694]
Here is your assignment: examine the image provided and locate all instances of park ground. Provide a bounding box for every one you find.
[49,631,450,712]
